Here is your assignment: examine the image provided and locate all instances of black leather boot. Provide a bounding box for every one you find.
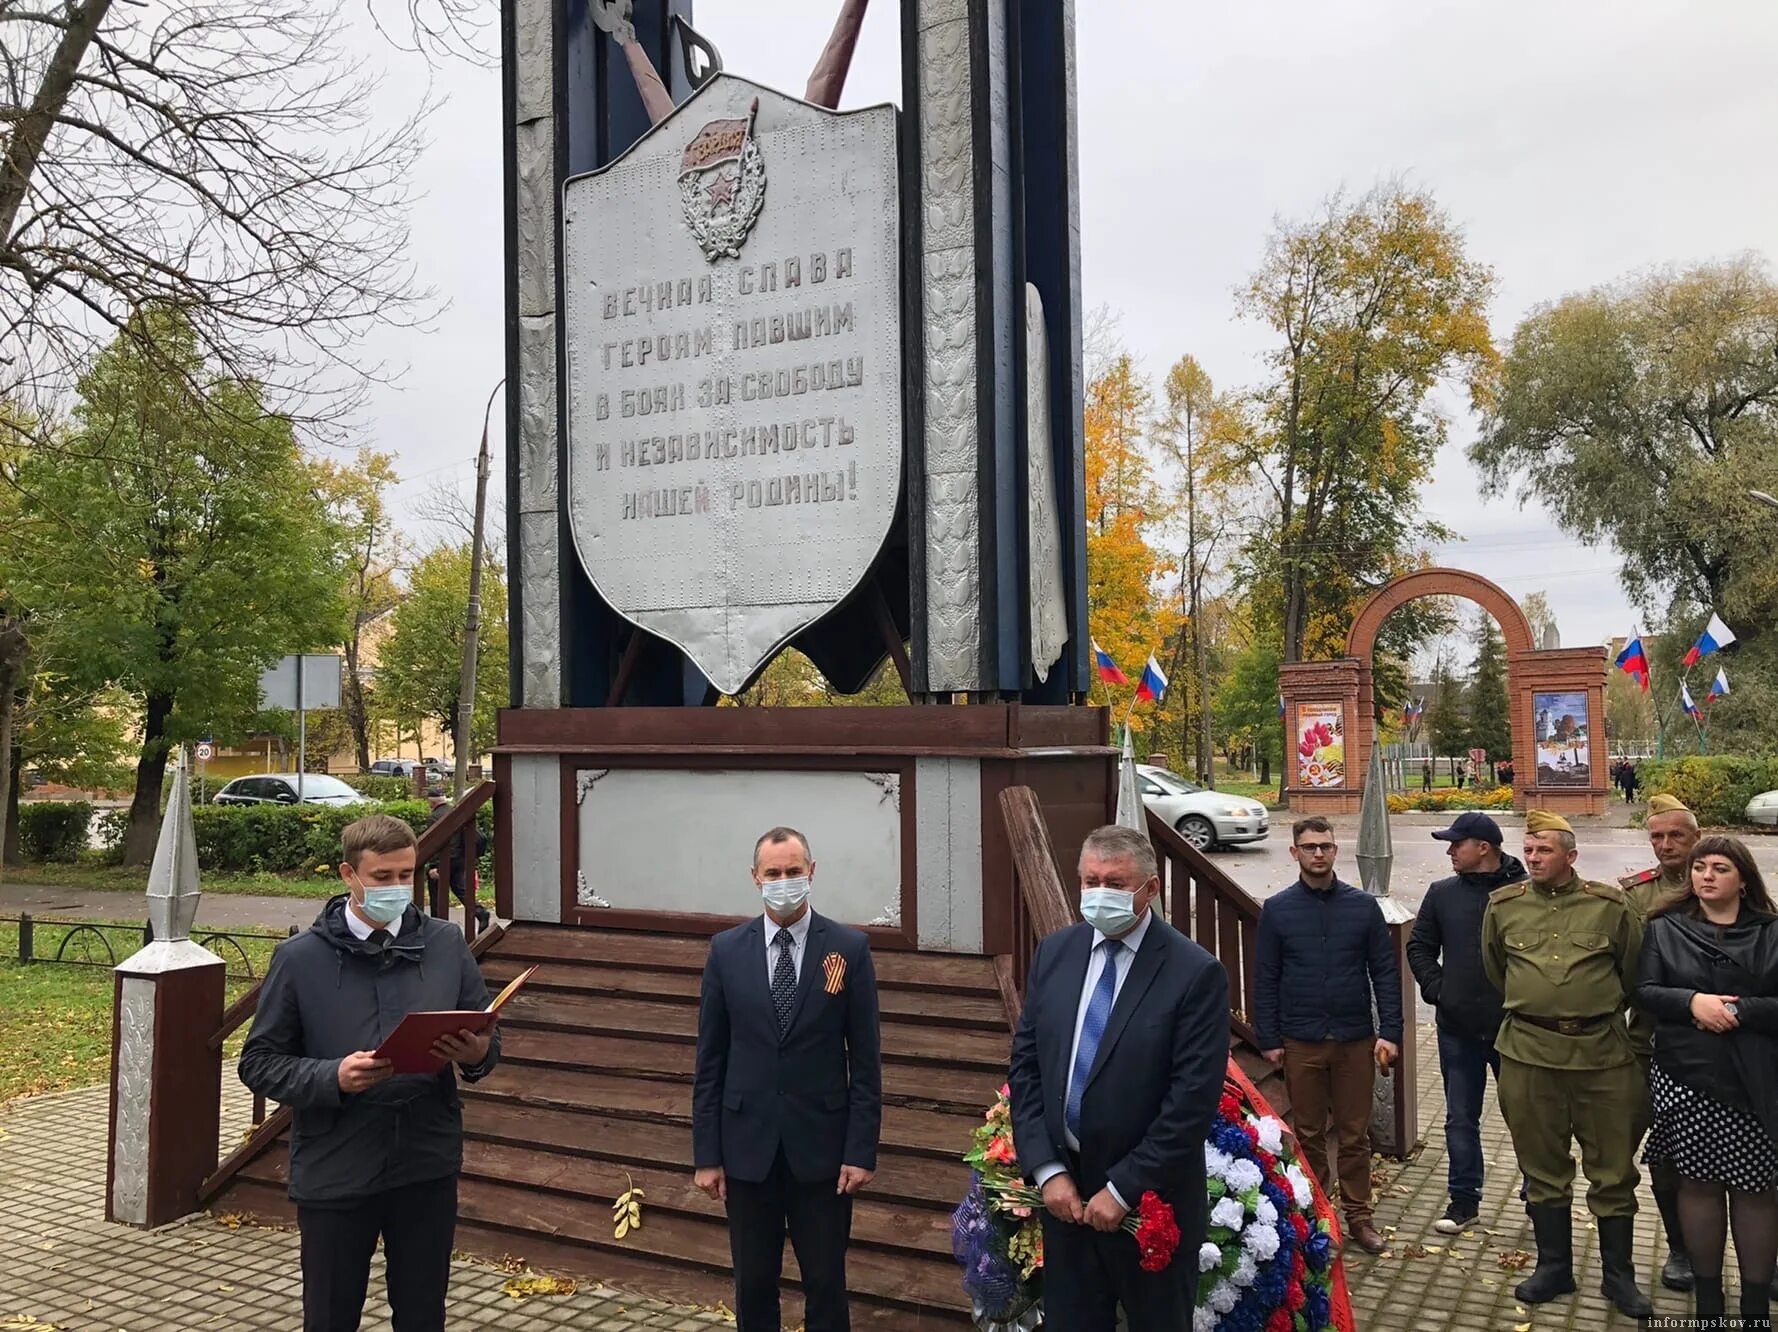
[1515,1204,1577,1304]
[1652,1175,1695,1291]
[1693,1275,1724,1328]
[1742,1282,1772,1331]
[1597,1215,1654,1318]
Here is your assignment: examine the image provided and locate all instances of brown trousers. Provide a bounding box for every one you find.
[1283,1037,1376,1225]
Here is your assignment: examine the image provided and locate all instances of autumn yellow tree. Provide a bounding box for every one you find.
[1085,355,1180,739]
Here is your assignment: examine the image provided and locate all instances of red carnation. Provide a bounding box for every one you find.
[1292,1250,1307,1283]
[1242,1121,1260,1147]
[1256,1148,1277,1172]
[1219,1093,1242,1120]
[1266,1311,1293,1332]
[1291,1212,1310,1241]
[1287,1279,1307,1311]
[1130,1191,1181,1273]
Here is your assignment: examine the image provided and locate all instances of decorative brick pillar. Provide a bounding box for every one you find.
[1279,659,1362,815]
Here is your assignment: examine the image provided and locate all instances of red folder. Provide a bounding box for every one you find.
[372,965,537,1075]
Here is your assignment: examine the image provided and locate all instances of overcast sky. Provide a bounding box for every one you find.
[353,0,1778,659]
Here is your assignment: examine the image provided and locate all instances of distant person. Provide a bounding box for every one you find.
[1498,760,1515,789]
[1623,764,1640,804]
[1256,817,1401,1254]
[424,786,491,931]
[1637,836,1778,1332]
[1422,761,1434,793]
[1406,813,1526,1235]
[241,814,499,1332]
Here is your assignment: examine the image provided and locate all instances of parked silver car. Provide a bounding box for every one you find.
[1136,764,1270,851]
[1746,790,1778,826]
[212,774,367,807]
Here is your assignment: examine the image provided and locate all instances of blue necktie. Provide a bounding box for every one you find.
[1066,939,1122,1140]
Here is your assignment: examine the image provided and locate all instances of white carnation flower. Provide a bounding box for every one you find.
[1232,1250,1259,1287]
[1254,1115,1285,1154]
[1255,1196,1278,1227]
[1210,1196,1247,1231]
[1208,1280,1240,1314]
[1242,1223,1281,1262]
[1193,1307,1218,1332]
[1225,1159,1264,1195]
[1284,1163,1313,1208]
[1204,1145,1233,1179]
[1198,1241,1223,1273]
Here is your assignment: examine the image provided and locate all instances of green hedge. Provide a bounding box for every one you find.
[336,774,420,802]
[1639,756,1778,828]
[18,801,94,862]
[87,800,495,875]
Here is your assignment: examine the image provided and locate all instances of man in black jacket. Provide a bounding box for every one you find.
[240,814,499,1332]
[1406,812,1526,1235]
[692,826,882,1332]
[1256,817,1402,1254]
[1009,824,1229,1329]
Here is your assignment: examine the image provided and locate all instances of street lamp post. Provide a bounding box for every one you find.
[454,378,505,799]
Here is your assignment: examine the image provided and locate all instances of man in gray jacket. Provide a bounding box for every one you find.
[241,814,499,1332]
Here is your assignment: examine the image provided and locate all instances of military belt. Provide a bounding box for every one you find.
[1514,1013,1616,1035]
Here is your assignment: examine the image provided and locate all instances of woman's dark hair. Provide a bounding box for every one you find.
[1647,835,1774,920]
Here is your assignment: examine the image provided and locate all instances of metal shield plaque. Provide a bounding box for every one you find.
[562,74,903,695]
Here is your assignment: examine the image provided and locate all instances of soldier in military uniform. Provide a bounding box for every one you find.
[1620,791,1702,1291]
[1483,809,1652,1318]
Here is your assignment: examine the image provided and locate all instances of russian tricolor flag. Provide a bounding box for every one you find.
[1134,656,1169,704]
[1683,613,1737,668]
[1614,634,1650,692]
[1681,682,1704,720]
[1092,639,1128,686]
[1710,668,1730,701]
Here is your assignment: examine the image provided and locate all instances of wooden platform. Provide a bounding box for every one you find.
[212,923,1008,1326]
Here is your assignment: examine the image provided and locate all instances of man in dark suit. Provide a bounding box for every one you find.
[692,825,883,1331]
[1009,823,1230,1330]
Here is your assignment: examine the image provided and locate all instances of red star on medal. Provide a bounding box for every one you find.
[706,172,736,208]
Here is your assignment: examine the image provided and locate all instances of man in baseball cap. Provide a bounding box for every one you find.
[1406,811,1525,1235]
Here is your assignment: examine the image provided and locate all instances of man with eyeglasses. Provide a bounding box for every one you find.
[1255,817,1402,1255]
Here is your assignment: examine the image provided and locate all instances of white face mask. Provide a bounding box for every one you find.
[760,876,811,913]
[1080,886,1141,936]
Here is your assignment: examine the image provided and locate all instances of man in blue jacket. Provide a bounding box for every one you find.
[241,814,499,1332]
[1256,816,1402,1255]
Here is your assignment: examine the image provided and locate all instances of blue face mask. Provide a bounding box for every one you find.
[356,880,413,925]
[1080,886,1142,936]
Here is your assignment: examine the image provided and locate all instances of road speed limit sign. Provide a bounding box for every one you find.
[195,742,214,762]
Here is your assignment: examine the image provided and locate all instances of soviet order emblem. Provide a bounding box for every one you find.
[678,97,766,261]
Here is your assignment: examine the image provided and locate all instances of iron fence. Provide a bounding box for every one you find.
[6,913,296,981]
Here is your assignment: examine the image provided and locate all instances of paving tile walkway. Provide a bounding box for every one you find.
[0,1026,1729,1330]
[0,1080,730,1330]
[1347,1021,1715,1331]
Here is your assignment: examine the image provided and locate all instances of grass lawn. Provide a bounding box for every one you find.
[9,860,338,899]
[0,918,281,1106]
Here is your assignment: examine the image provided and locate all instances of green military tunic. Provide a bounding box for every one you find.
[1482,872,1645,1215]
[1620,863,1684,1143]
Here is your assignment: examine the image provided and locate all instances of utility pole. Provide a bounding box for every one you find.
[454,379,505,800]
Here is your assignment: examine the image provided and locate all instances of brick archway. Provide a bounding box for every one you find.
[1280,566,1609,815]
[1347,568,1535,662]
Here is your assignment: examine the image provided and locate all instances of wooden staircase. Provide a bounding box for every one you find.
[213,923,1008,1326]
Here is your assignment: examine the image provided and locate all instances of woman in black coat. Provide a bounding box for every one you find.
[1638,835,1778,1330]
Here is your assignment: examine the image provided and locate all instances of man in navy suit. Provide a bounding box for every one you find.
[692,826,883,1331]
[1009,824,1230,1330]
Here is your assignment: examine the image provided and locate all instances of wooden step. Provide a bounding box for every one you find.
[461,1094,974,1211]
[497,989,1010,1072]
[491,925,1004,996]
[464,1063,984,1164]
[493,1027,1007,1113]
[482,955,1010,1028]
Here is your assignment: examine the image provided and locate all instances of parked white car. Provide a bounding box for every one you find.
[212,774,368,807]
[1746,790,1778,826]
[1136,764,1271,851]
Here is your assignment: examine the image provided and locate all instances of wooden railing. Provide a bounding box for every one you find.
[197,781,501,1205]
[1146,807,1265,1046]
[992,785,1268,1047]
